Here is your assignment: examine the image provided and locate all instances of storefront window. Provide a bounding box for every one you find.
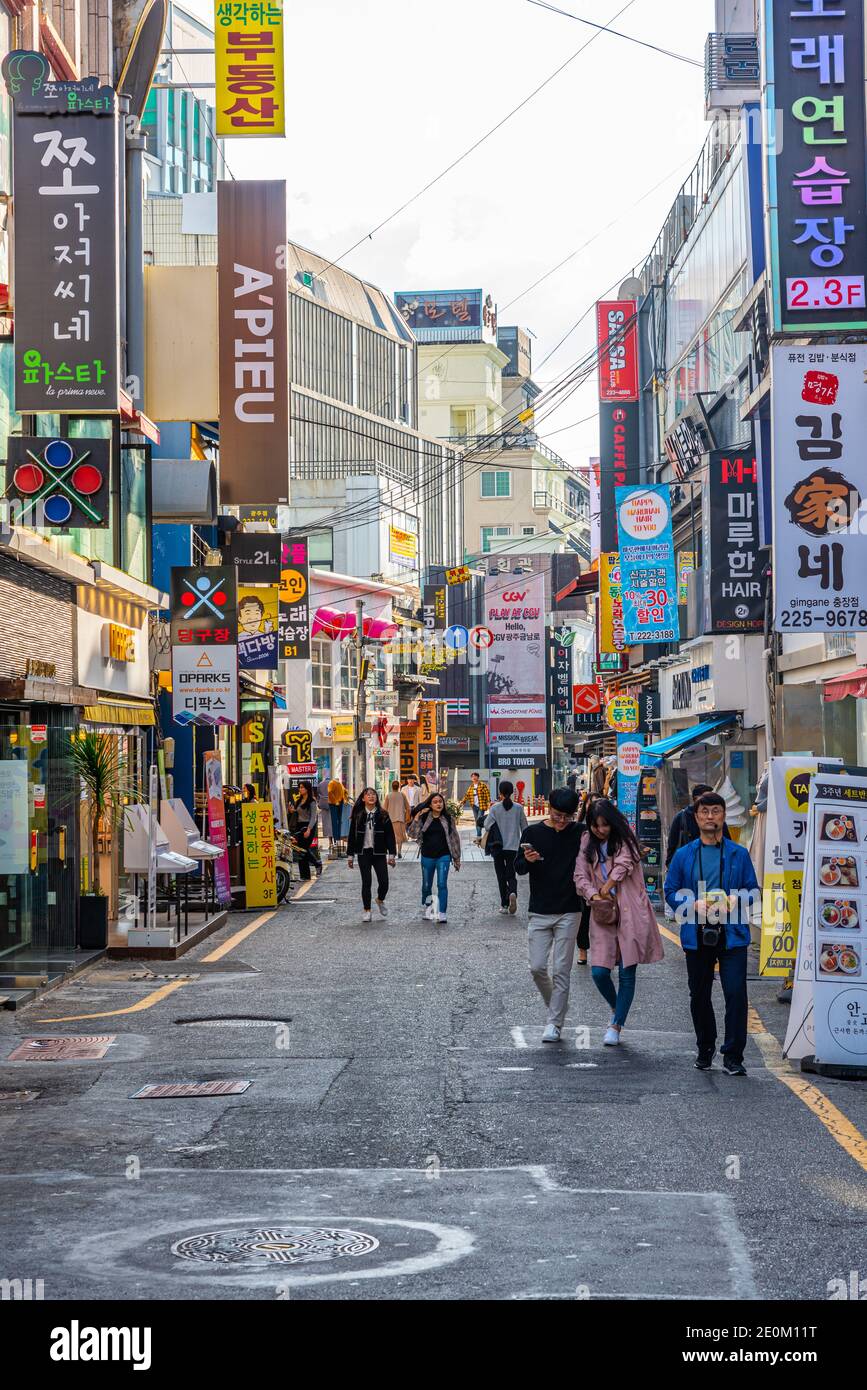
[340,646,358,711]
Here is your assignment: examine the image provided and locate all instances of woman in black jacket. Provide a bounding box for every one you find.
[291,780,322,880]
[347,787,397,921]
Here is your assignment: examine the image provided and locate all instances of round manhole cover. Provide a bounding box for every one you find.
[172,1227,380,1266]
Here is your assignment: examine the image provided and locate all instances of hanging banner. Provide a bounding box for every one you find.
[596,300,640,402]
[760,758,831,977]
[229,532,282,585]
[761,0,867,335]
[279,537,311,661]
[703,452,765,633]
[214,0,285,137]
[422,583,447,632]
[3,56,121,413]
[5,436,112,529]
[616,485,680,644]
[400,722,418,782]
[204,750,232,907]
[172,645,239,726]
[792,771,867,1069]
[599,402,641,552]
[171,566,238,645]
[238,583,279,670]
[417,700,437,780]
[599,552,626,656]
[217,180,288,504]
[241,802,277,909]
[772,345,867,633]
[446,565,472,586]
[389,526,418,566]
[617,733,645,832]
[549,636,573,729]
[485,568,547,767]
[677,550,696,605]
[242,707,273,801]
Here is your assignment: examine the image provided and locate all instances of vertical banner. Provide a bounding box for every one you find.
[762,0,867,335]
[241,801,277,909]
[2,55,121,412]
[170,566,239,726]
[615,485,680,644]
[703,452,765,633]
[598,553,626,656]
[204,750,232,907]
[399,723,418,782]
[677,550,696,604]
[215,0,284,137]
[772,345,867,633]
[485,568,547,767]
[417,700,437,781]
[549,636,573,729]
[242,706,273,801]
[597,299,640,552]
[238,583,279,670]
[760,758,823,977]
[279,536,311,660]
[617,733,645,832]
[217,180,288,503]
[422,582,447,632]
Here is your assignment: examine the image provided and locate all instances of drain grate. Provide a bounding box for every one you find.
[174,1016,291,1029]
[172,1226,380,1265]
[0,1089,40,1102]
[8,1035,116,1062]
[130,1080,252,1099]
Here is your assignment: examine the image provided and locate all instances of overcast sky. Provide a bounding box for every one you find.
[194,0,714,469]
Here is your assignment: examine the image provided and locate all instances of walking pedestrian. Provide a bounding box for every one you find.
[665,791,758,1075]
[402,774,422,814]
[290,780,322,880]
[482,780,528,915]
[575,799,664,1047]
[460,771,491,843]
[384,780,410,858]
[346,787,396,922]
[515,787,584,1043]
[327,776,347,853]
[665,783,731,867]
[408,792,461,923]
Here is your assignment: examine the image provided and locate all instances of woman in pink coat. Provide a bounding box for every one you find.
[574,798,664,1047]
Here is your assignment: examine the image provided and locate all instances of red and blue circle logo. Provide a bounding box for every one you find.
[12,438,106,526]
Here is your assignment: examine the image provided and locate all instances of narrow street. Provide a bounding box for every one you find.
[2,832,865,1302]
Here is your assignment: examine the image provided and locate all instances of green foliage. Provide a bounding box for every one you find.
[69,731,141,896]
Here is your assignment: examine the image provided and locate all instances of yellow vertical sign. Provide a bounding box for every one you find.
[599,552,625,655]
[215,0,285,138]
[242,802,277,908]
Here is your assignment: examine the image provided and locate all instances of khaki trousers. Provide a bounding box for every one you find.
[528,911,580,1027]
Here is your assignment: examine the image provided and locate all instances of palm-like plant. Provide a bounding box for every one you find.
[69,731,139,896]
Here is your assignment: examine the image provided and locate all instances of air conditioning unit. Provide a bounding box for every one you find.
[705,32,760,117]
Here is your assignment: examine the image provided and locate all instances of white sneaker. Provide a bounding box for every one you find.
[498,906,510,915]
[376,899,387,917]
[362,910,372,923]
[542,1023,561,1043]
[508,892,518,915]
[603,1026,621,1046]
[436,911,447,923]
[423,901,435,921]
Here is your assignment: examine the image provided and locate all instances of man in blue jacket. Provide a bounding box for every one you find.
[664,791,759,1076]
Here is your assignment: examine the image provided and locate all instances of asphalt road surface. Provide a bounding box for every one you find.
[2,835,866,1302]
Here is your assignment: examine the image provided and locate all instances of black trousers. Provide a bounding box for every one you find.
[492,850,517,906]
[685,942,749,1064]
[358,849,389,909]
[576,900,590,952]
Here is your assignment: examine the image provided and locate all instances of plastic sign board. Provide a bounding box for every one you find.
[7,437,111,528]
[241,802,277,909]
[215,0,284,137]
[616,485,679,644]
[606,695,639,733]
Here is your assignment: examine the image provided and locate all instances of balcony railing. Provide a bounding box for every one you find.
[452,431,571,471]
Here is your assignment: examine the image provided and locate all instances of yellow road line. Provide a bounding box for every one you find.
[749,1004,867,1175]
[201,909,276,962]
[659,923,681,947]
[42,978,192,1023]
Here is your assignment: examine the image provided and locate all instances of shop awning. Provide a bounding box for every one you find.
[639,714,737,766]
[151,460,217,523]
[824,667,867,702]
[83,700,156,727]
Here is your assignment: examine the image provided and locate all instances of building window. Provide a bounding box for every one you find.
[308,529,334,570]
[480,470,511,499]
[522,526,535,536]
[312,639,333,710]
[340,644,359,711]
[481,525,512,553]
[450,407,474,439]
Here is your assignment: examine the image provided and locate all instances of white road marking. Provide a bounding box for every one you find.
[510,1027,528,1049]
[498,1066,533,1073]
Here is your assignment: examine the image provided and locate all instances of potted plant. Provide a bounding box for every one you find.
[69,730,138,949]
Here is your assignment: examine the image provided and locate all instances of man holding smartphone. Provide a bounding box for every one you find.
[515,787,585,1043]
[664,791,759,1076]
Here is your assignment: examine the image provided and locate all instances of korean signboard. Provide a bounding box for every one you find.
[761,0,867,334]
[772,345,867,633]
[229,532,281,584]
[238,583,279,670]
[786,771,867,1068]
[423,583,447,632]
[217,180,288,504]
[417,700,437,780]
[596,300,639,402]
[678,550,696,604]
[279,537,310,661]
[703,452,765,633]
[171,566,239,726]
[549,637,573,729]
[485,569,547,767]
[6,436,111,528]
[332,717,356,743]
[3,54,121,412]
[389,525,418,566]
[241,802,277,909]
[599,402,641,552]
[617,733,645,832]
[395,289,484,342]
[572,682,604,736]
[446,565,472,586]
[172,644,239,726]
[399,723,418,781]
[760,758,824,976]
[599,552,626,656]
[171,567,238,645]
[215,0,284,137]
[606,694,640,733]
[616,485,680,644]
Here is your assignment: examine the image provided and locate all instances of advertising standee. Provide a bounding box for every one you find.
[485,568,547,768]
[615,485,679,645]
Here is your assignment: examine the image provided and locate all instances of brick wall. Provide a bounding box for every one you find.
[0,552,76,685]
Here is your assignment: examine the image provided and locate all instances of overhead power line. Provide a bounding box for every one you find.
[526,0,704,68]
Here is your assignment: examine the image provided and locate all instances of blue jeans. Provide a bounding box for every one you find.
[421,855,451,913]
[591,963,638,1028]
[330,805,343,841]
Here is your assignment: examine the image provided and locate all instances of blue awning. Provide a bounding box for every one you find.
[640,714,737,766]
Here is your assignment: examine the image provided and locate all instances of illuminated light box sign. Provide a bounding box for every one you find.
[6,436,110,527]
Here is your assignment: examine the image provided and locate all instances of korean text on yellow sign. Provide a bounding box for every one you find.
[241,802,277,908]
[215,0,285,138]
